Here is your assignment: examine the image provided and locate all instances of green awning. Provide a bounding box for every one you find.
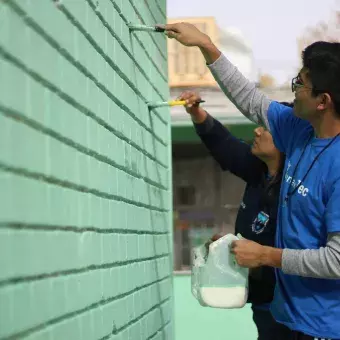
[172,122,257,143]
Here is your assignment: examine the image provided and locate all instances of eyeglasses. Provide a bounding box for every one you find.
[291,76,313,93]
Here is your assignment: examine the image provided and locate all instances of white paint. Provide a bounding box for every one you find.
[200,286,248,309]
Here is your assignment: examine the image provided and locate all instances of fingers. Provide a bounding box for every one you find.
[211,234,222,242]
[178,91,202,108]
[177,91,192,101]
[230,240,239,248]
[163,23,180,33]
[230,240,239,254]
[155,24,180,40]
[188,93,201,108]
[166,31,178,40]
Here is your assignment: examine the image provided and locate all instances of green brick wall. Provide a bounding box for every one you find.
[0,1,173,339]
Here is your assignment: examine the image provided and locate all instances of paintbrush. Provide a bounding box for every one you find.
[148,100,205,109]
[128,24,166,33]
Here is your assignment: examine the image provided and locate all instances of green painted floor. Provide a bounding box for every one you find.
[174,275,257,340]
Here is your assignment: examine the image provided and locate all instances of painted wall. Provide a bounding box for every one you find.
[0,1,173,339]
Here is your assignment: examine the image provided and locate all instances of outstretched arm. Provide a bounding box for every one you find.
[162,22,272,129]
[179,91,265,184]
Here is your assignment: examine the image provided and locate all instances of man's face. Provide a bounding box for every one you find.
[292,68,321,120]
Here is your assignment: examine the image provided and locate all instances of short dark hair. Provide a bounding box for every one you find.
[302,41,340,117]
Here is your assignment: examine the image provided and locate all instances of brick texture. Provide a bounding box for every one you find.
[0,0,173,339]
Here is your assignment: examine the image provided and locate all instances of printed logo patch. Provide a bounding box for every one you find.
[252,211,270,234]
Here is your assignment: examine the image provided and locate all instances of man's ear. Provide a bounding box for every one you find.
[317,93,332,111]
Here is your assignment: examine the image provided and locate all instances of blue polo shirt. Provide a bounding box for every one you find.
[267,101,340,339]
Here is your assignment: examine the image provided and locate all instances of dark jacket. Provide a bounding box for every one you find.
[195,114,281,305]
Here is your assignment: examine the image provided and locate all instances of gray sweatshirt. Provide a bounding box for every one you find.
[208,53,340,279]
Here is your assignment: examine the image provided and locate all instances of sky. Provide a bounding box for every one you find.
[167,0,338,84]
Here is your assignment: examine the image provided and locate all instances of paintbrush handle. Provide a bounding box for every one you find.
[148,100,205,109]
[168,100,205,107]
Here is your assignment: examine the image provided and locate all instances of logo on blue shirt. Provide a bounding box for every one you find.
[284,161,309,197]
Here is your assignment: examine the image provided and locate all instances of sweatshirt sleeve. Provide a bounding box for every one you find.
[194,114,266,184]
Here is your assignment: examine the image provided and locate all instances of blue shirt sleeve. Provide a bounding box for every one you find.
[267,101,302,154]
[325,177,340,233]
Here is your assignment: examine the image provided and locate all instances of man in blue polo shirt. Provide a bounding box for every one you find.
[161,22,340,339]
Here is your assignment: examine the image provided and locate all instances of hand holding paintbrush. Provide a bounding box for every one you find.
[177,91,208,124]
[148,91,207,123]
[147,99,205,109]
